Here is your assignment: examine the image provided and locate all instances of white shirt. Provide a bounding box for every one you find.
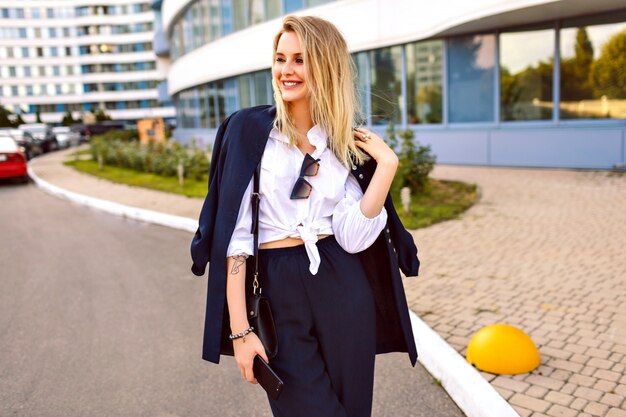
[226,125,387,275]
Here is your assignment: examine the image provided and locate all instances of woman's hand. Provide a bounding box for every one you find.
[353,127,399,167]
[352,127,399,218]
[233,331,269,385]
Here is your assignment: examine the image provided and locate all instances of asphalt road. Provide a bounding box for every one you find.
[0,180,465,417]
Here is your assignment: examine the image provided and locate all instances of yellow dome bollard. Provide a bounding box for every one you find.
[466,323,540,375]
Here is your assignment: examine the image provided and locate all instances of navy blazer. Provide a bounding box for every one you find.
[191,105,420,365]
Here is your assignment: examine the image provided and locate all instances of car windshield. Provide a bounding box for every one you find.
[53,127,69,133]
[29,127,46,134]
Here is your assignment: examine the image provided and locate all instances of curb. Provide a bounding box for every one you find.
[28,163,517,417]
[27,166,198,233]
[410,311,519,417]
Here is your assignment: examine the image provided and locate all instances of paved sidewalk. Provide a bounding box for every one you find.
[32,149,626,417]
[407,166,626,417]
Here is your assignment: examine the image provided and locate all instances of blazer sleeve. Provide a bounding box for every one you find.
[190,113,235,276]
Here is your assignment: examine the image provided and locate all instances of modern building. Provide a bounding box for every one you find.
[162,0,626,169]
[0,0,176,124]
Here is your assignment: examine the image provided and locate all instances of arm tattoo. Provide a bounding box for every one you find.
[230,254,249,275]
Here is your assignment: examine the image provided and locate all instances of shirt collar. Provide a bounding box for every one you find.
[269,125,328,157]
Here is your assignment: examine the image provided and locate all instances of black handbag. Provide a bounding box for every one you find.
[246,160,279,360]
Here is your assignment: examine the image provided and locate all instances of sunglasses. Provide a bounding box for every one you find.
[290,153,320,199]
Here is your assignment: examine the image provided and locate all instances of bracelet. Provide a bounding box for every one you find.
[229,326,255,340]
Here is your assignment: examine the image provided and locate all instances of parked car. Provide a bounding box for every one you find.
[0,129,43,160]
[70,122,125,142]
[18,123,58,152]
[0,136,28,183]
[52,126,80,149]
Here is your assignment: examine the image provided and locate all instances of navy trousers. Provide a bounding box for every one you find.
[258,236,377,417]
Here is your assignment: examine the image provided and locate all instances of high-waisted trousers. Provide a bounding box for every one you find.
[258,235,376,417]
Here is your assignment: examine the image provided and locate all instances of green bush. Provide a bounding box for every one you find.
[390,127,436,195]
[89,132,209,180]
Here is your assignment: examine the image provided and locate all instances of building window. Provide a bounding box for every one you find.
[21,47,29,58]
[24,67,31,77]
[266,0,281,20]
[232,0,248,31]
[369,46,403,125]
[406,39,443,124]
[221,0,233,36]
[560,17,626,120]
[500,28,554,121]
[284,0,304,14]
[447,34,496,123]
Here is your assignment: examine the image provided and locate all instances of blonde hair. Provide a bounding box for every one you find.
[271,15,367,167]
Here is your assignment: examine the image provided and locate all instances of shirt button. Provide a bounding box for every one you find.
[388,238,392,243]
[393,247,396,253]
[386,228,390,234]
[358,174,364,179]
[352,165,357,171]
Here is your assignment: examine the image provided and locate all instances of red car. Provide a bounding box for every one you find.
[0,136,29,183]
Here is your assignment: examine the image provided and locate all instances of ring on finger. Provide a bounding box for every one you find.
[362,134,371,141]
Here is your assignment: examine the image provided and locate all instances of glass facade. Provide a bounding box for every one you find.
[560,16,626,120]
[406,40,443,124]
[172,11,626,131]
[448,34,496,123]
[500,28,554,121]
[176,70,272,128]
[369,46,403,125]
[169,0,335,61]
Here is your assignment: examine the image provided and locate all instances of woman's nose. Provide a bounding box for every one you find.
[282,61,293,75]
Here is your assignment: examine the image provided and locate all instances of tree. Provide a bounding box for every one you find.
[561,27,594,101]
[0,106,13,128]
[61,111,76,126]
[591,29,626,99]
[94,108,112,122]
[35,110,43,123]
[14,114,25,126]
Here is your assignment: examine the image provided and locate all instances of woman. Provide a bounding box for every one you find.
[191,15,419,417]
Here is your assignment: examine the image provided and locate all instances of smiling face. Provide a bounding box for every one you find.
[273,31,310,107]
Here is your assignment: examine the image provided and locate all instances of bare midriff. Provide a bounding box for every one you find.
[259,234,330,249]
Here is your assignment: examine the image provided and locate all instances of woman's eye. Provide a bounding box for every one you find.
[275,57,285,62]
[296,58,304,63]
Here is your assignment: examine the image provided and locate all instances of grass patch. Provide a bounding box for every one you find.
[66,158,478,229]
[64,159,208,198]
[393,179,478,229]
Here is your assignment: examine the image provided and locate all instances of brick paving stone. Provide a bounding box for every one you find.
[544,391,574,407]
[546,404,578,417]
[494,386,514,400]
[587,348,613,359]
[594,379,617,393]
[615,384,626,397]
[574,386,604,402]
[606,409,626,417]
[526,375,565,391]
[542,347,573,360]
[510,393,551,413]
[492,376,530,393]
[513,405,533,417]
[583,401,609,416]
[581,366,598,377]
[526,385,549,399]
[568,374,596,388]
[600,392,624,407]
[594,369,622,382]
[550,360,584,373]
[588,357,614,370]
[571,353,590,364]
[570,398,589,410]
[561,383,577,395]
